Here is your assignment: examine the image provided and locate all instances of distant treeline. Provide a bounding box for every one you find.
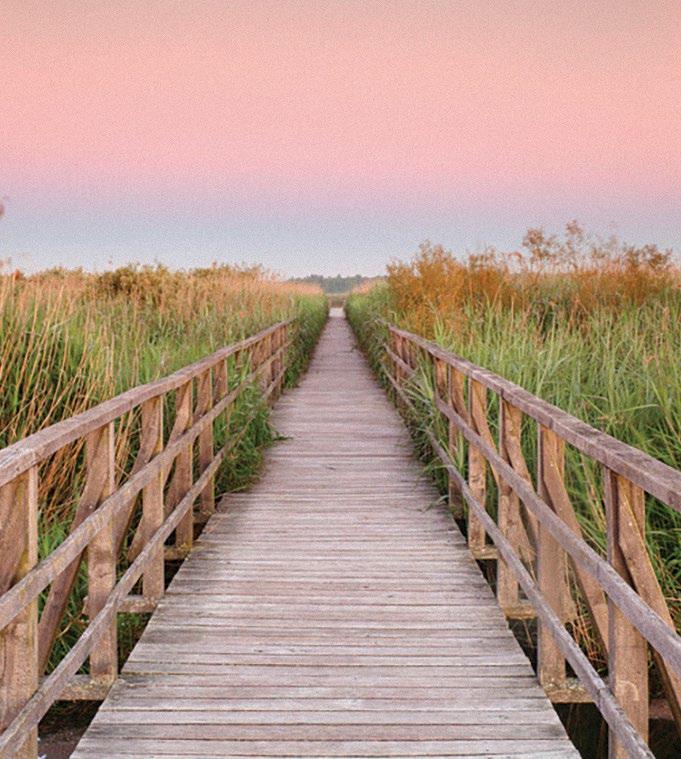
[290,274,375,294]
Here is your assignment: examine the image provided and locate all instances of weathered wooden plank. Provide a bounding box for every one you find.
[0,468,39,759]
[106,679,551,699]
[98,707,560,723]
[80,721,568,740]
[135,623,514,638]
[124,653,532,669]
[102,698,556,712]
[73,312,576,758]
[73,737,578,757]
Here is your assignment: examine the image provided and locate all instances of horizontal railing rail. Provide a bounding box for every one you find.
[382,321,681,759]
[0,319,292,758]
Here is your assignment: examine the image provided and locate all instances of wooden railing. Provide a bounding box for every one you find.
[384,322,681,759]
[0,320,291,758]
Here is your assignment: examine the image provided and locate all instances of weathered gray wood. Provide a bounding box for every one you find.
[389,324,681,513]
[74,736,579,757]
[196,368,215,517]
[0,468,38,759]
[73,312,576,758]
[170,381,194,551]
[467,380,488,553]
[617,485,681,726]
[0,374,255,632]
[98,708,560,723]
[87,423,118,684]
[82,721,568,739]
[537,425,567,690]
[0,442,226,757]
[141,398,165,603]
[538,424,609,651]
[420,426,654,758]
[497,400,521,607]
[605,470,649,758]
[103,702,555,717]
[38,423,117,672]
[434,394,681,678]
[0,320,292,489]
[0,323,293,756]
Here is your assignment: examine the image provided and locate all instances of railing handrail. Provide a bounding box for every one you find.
[0,318,293,488]
[386,322,681,513]
[0,318,293,758]
[380,319,681,759]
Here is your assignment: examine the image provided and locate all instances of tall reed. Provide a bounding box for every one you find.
[1,263,328,670]
[347,224,681,645]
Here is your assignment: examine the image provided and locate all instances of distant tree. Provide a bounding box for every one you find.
[291,274,374,294]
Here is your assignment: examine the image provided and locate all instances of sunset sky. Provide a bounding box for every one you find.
[2,1,681,276]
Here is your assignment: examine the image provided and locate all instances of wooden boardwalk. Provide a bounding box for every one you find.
[73,311,577,757]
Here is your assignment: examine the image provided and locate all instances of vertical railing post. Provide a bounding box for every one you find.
[405,339,416,373]
[467,380,487,554]
[433,355,452,501]
[215,358,228,401]
[434,357,447,399]
[257,336,268,392]
[214,355,230,466]
[396,334,406,376]
[141,397,164,604]
[537,425,567,692]
[197,368,215,518]
[279,323,288,396]
[0,468,39,759]
[390,332,402,386]
[234,348,243,384]
[434,356,447,421]
[87,422,117,685]
[427,353,451,484]
[446,365,466,518]
[390,331,404,408]
[605,469,649,758]
[269,328,277,396]
[268,329,278,401]
[270,328,280,401]
[173,381,194,552]
[497,400,521,609]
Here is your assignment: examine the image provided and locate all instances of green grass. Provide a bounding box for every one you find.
[347,284,681,655]
[1,265,327,673]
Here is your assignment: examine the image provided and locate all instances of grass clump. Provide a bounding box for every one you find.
[347,223,681,647]
[1,263,327,672]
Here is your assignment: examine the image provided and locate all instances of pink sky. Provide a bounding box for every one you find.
[2,1,681,274]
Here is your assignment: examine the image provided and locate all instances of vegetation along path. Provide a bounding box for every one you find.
[73,310,577,757]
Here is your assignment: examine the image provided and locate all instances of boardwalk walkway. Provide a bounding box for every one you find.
[74,311,577,757]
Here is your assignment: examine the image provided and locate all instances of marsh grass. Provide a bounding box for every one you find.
[1,263,327,672]
[347,227,681,660]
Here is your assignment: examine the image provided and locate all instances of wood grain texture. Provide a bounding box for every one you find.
[73,311,576,758]
[0,320,292,489]
[388,324,681,513]
[0,468,38,759]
